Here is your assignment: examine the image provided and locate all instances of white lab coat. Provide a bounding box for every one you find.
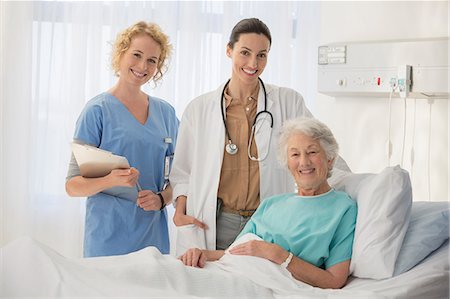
[170,81,313,255]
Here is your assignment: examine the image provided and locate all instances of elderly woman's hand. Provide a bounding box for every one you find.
[179,248,207,268]
[228,240,285,263]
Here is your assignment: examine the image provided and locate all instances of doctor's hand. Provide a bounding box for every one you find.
[108,167,140,188]
[136,190,163,211]
[179,248,207,268]
[173,195,207,229]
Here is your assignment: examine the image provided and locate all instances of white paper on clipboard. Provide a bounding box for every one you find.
[71,142,139,201]
[71,142,130,178]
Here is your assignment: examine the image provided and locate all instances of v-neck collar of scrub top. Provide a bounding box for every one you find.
[107,92,151,126]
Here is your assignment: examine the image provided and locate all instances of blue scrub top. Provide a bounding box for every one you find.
[74,92,179,257]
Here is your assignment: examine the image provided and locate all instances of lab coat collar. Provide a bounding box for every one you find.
[257,79,275,113]
[217,79,275,113]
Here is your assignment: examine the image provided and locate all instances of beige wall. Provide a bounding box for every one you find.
[317,1,449,201]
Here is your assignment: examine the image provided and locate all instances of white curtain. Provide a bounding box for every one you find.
[0,1,320,257]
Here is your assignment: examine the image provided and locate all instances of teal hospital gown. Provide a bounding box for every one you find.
[238,189,357,269]
[73,92,179,257]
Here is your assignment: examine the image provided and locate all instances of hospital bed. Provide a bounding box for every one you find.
[1,166,449,298]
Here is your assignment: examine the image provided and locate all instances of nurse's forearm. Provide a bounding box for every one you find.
[65,176,115,197]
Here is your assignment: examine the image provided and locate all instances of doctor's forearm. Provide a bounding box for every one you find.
[175,195,187,214]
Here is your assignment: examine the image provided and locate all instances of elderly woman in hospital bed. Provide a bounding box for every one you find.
[181,117,357,289]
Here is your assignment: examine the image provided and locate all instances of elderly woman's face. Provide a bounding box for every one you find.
[287,133,332,196]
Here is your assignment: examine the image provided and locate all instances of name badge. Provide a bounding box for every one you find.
[164,156,170,179]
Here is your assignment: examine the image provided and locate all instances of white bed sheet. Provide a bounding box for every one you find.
[344,240,449,299]
[1,237,448,298]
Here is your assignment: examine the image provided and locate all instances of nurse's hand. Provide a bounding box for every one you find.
[173,195,207,229]
[108,167,140,187]
[136,190,162,211]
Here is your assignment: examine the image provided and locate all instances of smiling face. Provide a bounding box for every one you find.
[226,33,270,86]
[287,133,333,196]
[118,34,161,87]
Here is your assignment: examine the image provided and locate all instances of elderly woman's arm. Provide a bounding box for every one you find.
[228,240,350,289]
[286,255,350,289]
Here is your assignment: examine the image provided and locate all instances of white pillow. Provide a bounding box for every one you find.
[329,166,412,279]
[393,201,449,276]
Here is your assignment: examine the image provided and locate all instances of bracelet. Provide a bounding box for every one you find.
[281,252,293,269]
[157,193,166,210]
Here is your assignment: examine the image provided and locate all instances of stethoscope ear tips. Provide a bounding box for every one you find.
[225,143,238,155]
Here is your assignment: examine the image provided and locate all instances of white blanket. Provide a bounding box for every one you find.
[1,235,448,298]
[0,235,367,298]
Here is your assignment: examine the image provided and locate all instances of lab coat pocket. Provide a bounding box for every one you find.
[175,224,207,256]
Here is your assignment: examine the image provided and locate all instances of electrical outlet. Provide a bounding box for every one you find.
[397,65,412,98]
[389,77,398,91]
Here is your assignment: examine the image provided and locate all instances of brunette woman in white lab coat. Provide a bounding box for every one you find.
[170,18,314,255]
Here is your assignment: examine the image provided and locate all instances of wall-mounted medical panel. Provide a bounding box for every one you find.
[317,38,449,98]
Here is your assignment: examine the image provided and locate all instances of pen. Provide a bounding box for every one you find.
[135,181,143,207]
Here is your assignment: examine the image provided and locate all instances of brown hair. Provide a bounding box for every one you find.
[227,18,272,49]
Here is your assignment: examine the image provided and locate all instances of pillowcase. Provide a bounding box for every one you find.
[329,165,412,279]
[393,201,449,276]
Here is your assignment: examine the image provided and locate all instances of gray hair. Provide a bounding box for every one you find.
[277,117,339,177]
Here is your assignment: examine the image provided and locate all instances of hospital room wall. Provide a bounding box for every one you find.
[316,1,449,202]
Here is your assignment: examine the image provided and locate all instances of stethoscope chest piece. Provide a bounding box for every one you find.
[225,142,238,155]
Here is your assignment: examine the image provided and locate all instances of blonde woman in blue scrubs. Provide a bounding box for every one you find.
[66,21,179,257]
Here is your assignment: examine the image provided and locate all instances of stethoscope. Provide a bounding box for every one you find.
[220,77,273,161]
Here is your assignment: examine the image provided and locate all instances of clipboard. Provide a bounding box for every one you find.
[71,142,130,178]
[71,142,139,201]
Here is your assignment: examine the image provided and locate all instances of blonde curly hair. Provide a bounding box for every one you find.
[111,21,172,84]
